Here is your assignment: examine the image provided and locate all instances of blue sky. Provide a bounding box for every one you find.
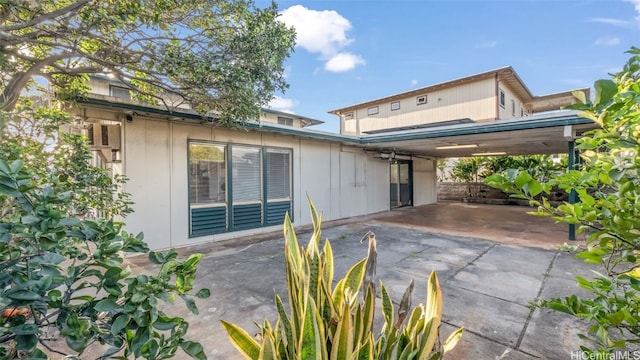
[257,0,640,133]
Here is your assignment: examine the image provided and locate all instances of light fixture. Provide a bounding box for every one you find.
[435,144,478,150]
[471,151,507,156]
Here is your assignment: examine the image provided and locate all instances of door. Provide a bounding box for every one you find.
[390,160,412,208]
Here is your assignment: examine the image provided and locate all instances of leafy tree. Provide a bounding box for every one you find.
[485,47,640,355]
[0,0,296,126]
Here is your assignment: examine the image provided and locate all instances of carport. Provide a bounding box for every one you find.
[355,110,598,240]
[247,110,597,240]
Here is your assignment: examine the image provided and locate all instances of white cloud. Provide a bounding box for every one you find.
[324,53,365,72]
[268,96,297,113]
[624,0,640,20]
[588,17,634,28]
[594,36,621,46]
[410,79,418,87]
[280,5,365,72]
[475,41,497,49]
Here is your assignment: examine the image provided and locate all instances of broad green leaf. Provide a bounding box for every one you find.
[112,314,131,334]
[195,288,211,299]
[180,341,207,360]
[299,298,323,360]
[593,79,617,107]
[94,298,119,311]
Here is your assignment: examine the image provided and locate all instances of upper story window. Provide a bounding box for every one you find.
[367,106,379,115]
[277,116,293,126]
[110,85,131,99]
[416,95,427,105]
[499,89,505,108]
[511,100,516,116]
[344,112,354,120]
[390,101,400,111]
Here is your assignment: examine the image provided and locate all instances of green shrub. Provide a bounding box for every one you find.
[222,199,463,359]
[485,47,640,354]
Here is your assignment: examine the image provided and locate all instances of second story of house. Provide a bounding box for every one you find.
[329,67,590,135]
[85,75,323,129]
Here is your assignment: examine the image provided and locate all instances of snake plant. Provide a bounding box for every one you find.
[222,199,462,359]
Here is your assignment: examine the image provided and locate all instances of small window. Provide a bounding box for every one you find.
[277,116,293,126]
[344,112,354,120]
[367,106,379,115]
[499,89,505,108]
[110,85,131,99]
[390,101,400,111]
[511,100,516,116]
[416,95,427,105]
[520,108,524,117]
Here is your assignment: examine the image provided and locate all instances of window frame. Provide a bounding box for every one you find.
[110,85,131,99]
[277,116,294,126]
[416,95,427,105]
[499,89,506,108]
[367,106,379,116]
[187,140,294,237]
[390,101,400,111]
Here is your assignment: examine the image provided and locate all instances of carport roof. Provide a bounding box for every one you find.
[78,96,598,158]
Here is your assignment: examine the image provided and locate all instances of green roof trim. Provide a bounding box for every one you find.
[78,97,594,146]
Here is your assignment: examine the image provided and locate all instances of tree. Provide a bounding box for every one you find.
[0,0,296,126]
[485,47,640,355]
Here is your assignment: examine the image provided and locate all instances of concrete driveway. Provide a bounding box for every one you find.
[129,202,595,359]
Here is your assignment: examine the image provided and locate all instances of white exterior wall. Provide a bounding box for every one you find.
[497,84,523,120]
[115,114,389,250]
[342,78,497,135]
[412,158,437,206]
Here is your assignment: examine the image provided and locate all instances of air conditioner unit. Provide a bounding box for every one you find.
[87,123,121,162]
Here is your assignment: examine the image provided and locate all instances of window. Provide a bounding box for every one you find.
[277,116,293,126]
[416,95,427,105]
[344,112,354,120]
[511,100,516,116]
[188,142,293,236]
[110,85,131,99]
[390,101,400,111]
[367,106,379,115]
[232,146,262,203]
[521,108,525,117]
[499,89,505,108]
[266,149,291,200]
[189,143,226,205]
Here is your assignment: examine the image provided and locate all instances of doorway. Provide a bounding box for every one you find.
[390,160,412,208]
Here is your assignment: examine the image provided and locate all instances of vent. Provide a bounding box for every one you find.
[416,95,427,105]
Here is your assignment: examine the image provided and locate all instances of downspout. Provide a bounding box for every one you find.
[567,140,577,241]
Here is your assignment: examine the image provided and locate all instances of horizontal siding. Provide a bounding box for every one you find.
[191,206,227,237]
[266,200,291,225]
[355,78,497,133]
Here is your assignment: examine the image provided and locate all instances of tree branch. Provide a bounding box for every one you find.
[0,0,92,32]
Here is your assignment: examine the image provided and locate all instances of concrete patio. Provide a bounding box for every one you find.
[129,202,595,359]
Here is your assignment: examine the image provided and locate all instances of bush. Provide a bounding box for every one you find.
[0,106,210,359]
[222,199,463,359]
[485,47,640,354]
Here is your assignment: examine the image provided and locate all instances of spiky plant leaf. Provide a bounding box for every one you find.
[221,320,261,360]
[330,301,354,360]
[443,327,464,354]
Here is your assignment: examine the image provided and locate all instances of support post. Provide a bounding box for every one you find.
[568,140,577,241]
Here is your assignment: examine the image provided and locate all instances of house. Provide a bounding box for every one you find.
[329,67,590,135]
[66,71,596,250]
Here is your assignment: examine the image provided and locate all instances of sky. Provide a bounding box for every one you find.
[255,0,640,133]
